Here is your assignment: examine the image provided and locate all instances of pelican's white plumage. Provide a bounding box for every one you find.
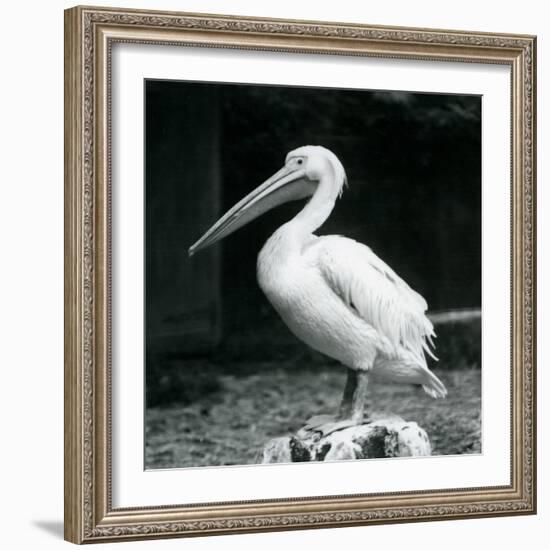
[190,145,447,426]
[257,233,446,400]
[316,236,438,363]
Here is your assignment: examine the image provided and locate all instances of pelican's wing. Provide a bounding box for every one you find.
[307,235,436,364]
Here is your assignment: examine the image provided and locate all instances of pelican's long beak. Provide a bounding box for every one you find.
[189,164,312,256]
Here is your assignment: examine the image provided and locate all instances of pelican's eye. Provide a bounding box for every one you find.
[297,158,303,165]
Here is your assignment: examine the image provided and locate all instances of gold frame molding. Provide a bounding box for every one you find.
[64,5,537,544]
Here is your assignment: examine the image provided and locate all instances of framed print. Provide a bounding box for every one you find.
[64,5,537,544]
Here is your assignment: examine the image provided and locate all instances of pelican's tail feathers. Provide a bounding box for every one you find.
[421,368,448,399]
[372,358,447,399]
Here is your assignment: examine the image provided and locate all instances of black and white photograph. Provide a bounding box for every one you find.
[144,80,482,469]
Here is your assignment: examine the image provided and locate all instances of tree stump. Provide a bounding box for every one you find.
[260,413,431,463]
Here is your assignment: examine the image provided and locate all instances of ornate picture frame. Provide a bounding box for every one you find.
[64,5,536,544]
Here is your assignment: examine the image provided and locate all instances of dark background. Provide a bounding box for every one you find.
[144,81,482,461]
[146,80,481,352]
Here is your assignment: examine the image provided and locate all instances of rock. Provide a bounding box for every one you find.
[260,413,431,464]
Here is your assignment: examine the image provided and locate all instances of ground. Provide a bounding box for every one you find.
[145,363,481,469]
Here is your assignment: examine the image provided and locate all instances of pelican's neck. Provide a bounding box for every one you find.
[260,189,335,267]
[290,177,337,237]
[260,175,338,267]
[296,191,335,237]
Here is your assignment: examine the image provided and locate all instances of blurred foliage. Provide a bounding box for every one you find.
[222,86,480,167]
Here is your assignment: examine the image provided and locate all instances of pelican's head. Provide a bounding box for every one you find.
[286,145,347,199]
[188,145,346,256]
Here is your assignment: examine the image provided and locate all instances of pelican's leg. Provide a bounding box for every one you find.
[350,371,369,423]
[338,369,358,419]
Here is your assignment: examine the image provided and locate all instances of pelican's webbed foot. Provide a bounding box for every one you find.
[302,413,371,437]
[312,418,367,437]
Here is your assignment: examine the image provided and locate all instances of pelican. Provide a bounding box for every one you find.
[189,146,447,433]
